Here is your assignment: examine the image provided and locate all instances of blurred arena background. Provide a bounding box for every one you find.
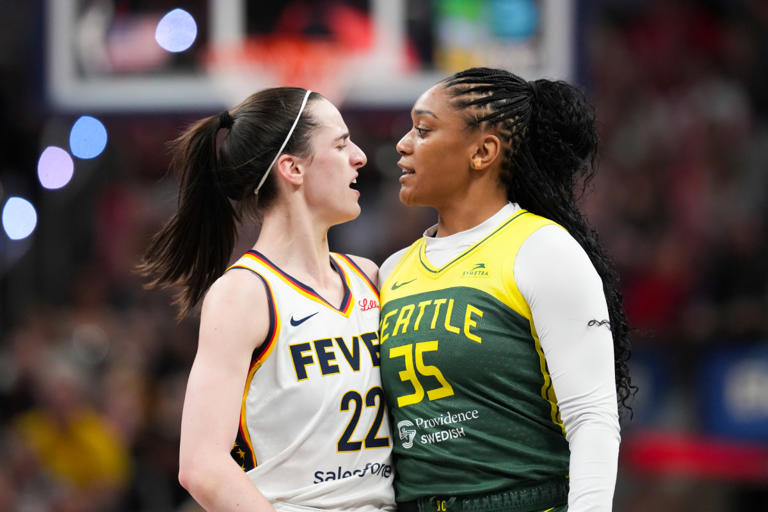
[1,0,768,510]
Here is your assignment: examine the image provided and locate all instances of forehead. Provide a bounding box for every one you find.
[412,84,460,120]
[307,98,346,134]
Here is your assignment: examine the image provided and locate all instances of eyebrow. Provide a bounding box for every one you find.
[413,109,438,119]
[333,132,350,142]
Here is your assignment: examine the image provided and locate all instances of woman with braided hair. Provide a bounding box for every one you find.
[139,88,395,511]
[378,68,633,512]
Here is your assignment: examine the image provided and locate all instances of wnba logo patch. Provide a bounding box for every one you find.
[397,419,417,449]
[461,263,489,278]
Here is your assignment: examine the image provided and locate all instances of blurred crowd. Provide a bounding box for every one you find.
[2,1,768,510]
[589,0,768,349]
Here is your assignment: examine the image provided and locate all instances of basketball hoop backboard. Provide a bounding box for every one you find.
[46,0,573,111]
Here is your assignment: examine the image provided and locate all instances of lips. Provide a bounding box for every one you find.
[397,161,415,175]
[348,175,361,197]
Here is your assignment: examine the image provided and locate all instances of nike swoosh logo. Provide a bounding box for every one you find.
[391,279,416,290]
[290,312,318,327]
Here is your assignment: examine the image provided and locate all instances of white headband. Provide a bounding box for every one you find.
[254,89,312,195]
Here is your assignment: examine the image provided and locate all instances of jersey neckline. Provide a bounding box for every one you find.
[245,250,354,316]
[418,210,529,275]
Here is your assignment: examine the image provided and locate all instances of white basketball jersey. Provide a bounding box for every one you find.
[227,250,395,512]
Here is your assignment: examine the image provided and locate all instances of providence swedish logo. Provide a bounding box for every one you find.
[397,420,417,449]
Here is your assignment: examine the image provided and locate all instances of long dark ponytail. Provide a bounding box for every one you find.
[138,88,319,317]
[444,67,636,415]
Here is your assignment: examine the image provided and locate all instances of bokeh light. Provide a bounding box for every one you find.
[155,9,197,53]
[2,196,38,240]
[37,146,75,189]
[69,116,108,159]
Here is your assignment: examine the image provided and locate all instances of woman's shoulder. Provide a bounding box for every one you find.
[378,246,411,288]
[197,267,273,351]
[203,267,270,316]
[519,223,585,260]
[515,224,600,292]
[343,254,379,285]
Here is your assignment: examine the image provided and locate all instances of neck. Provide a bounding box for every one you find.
[254,201,336,283]
[434,188,508,237]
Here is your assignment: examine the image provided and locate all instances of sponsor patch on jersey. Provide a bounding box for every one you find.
[312,462,393,483]
[461,262,489,278]
[358,297,379,311]
[397,420,417,449]
[397,409,480,449]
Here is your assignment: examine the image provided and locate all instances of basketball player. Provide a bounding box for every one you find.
[378,68,633,511]
[139,88,394,511]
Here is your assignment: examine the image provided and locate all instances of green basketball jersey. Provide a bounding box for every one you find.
[380,210,570,501]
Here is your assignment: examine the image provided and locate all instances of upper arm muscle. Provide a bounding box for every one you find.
[179,271,271,465]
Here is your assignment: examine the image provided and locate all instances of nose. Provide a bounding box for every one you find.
[396,131,412,155]
[351,142,367,168]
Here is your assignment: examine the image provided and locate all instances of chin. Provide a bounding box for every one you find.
[347,206,361,221]
[334,204,361,225]
[398,188,413,206]
[398,188,422,207]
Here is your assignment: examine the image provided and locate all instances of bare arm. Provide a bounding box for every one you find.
[178,270,276,511]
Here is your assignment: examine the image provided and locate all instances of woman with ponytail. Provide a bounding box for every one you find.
[139,88,394,511]
[378,68,633,512]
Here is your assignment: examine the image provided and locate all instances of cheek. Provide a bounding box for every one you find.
[302,169,329,201]
[305,156,332,181]
[313,152,347,175]
[416,135,452,163]
[416,140,459,178]
[304,156,349,196]
[415,142,468,195]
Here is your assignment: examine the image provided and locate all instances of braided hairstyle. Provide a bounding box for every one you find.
[443,67,635,415]
[138,87,319,318]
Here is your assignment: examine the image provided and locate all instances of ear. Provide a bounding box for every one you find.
[470,134,501,171]
[274,154,304,186]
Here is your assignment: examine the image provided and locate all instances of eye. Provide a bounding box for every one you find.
[415,126,430,137]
